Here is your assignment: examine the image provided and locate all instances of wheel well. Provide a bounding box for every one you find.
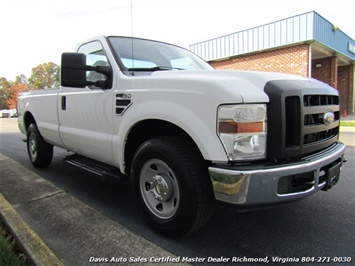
[24,112,36,131]
[124,119,203,174]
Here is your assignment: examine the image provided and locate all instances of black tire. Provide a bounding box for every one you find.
[26,123,53,168]
[131,136,214,237]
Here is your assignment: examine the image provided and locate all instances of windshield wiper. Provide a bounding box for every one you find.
[128,66,185,71]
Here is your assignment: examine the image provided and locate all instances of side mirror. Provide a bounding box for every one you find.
[61,53,87,88]
[60,52,111,88]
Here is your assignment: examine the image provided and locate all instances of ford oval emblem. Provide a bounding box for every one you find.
[323,111,335,126]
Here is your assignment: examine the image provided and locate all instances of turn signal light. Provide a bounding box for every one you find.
[219,121,264,133]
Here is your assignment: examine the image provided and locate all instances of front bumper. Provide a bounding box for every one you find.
[209,141,346,206]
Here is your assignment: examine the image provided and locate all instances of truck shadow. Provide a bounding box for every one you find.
[38,146,354,262]
[4,141,354,263]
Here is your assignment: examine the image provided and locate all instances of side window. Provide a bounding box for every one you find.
[78,41,110,84]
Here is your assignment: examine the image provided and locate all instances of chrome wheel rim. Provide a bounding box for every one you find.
[139,159,180,219]
[28,133,37,161]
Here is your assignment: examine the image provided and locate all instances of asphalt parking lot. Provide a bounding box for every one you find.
[0,118,354,265]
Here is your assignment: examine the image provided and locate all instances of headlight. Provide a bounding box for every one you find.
[218,104,267,161]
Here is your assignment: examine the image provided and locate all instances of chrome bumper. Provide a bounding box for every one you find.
[209,142,346,206]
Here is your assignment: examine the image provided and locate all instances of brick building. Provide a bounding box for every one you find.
[190,11,355,115]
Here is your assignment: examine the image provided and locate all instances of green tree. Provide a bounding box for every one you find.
[0,77,13,109]
[14,74,28,85]
[28,62,59,90]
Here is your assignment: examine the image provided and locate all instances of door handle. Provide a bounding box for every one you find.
[61,96,66,110]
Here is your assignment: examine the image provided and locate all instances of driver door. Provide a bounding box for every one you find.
[58,41,115,165]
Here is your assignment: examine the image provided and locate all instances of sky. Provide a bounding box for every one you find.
[1,0,354,81]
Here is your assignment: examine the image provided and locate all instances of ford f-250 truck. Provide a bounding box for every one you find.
[18,35,346,237]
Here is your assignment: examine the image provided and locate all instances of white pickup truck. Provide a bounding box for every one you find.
[18,35,346,237]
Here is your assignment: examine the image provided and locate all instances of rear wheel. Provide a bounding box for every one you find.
[27,123,53,168]
[131,136,214,237]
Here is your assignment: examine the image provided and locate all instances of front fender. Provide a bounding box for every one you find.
[113,99,228,172]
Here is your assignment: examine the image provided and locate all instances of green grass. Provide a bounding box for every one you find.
[0,221,30,266]
[340,121,355,127]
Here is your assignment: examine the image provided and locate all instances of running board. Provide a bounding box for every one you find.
[64,154,123,180]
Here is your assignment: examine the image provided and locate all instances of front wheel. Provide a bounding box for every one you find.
[131,136,214,237]
[27,123,53,168]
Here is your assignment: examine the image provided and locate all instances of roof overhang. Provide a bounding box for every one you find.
[311,42,354,66]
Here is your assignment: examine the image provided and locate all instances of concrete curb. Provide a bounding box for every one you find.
[0,152,191,265]
[340,126,355,132]
[0,193,63,266]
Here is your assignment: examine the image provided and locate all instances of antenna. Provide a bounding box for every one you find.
[130,0,135,75]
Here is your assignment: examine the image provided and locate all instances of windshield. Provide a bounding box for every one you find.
[108,36,213,73]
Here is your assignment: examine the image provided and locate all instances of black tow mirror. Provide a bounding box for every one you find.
[60,52,111,88]
[61,53,86,88]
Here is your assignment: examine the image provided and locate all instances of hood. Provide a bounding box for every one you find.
[133,69,309,103]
